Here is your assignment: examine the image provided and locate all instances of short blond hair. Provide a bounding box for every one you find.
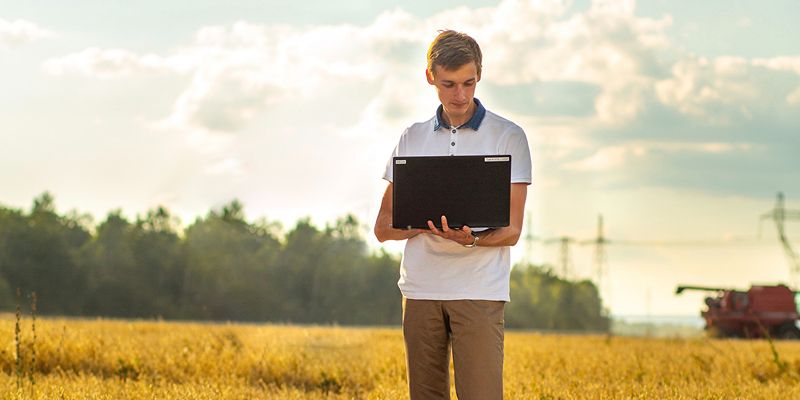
[426,30,482,77]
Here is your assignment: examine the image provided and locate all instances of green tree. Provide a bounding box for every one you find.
[181,200,281,320]
[80,210,140,316]
[273,214,401,325]
[130,206,185,317]
[506,263,609,332]
[0,192,608,330]
[0,276,14,310]
[0,193,89,314]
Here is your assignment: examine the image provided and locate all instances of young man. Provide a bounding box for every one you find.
[374,30,532,400]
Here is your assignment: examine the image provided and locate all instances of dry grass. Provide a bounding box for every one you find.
[2,314,800,399]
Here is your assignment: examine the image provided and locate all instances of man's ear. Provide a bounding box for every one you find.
[425,68,435,85]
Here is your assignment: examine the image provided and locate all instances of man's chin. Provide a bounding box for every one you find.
[446,105,469,116]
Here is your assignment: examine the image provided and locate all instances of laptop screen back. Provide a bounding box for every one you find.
[392,155,511,229]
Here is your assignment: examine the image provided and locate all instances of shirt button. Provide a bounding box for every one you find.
[451,141,455,146]
[451,129,457,133]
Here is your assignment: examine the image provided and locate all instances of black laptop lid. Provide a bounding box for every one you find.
[392,155,511,229]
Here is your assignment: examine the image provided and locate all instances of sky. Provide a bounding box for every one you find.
[1,0,799,317]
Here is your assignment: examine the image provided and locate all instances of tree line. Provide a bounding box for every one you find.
[0,192,608,331]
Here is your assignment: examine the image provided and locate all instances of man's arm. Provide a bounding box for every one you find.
[426,183,528,247]
[374,182,426,242]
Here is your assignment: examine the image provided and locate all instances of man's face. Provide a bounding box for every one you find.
[426,62,480,123]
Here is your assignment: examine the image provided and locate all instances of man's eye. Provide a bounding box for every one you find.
[464,82,474,87]
[443,83,454,88]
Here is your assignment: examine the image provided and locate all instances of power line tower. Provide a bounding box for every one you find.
[593,215,609,306]
[559,237,573,279]
[521,211,574,277]
[760,192,800,288]
[524,211,535,265]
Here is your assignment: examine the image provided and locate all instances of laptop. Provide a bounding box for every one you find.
[392,155,511,229]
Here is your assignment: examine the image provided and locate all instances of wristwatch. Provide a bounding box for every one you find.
[463,233,479,248]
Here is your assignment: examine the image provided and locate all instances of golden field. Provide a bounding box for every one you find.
[2,315,800,399]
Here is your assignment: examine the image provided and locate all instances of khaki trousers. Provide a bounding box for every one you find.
[402,298,505,400]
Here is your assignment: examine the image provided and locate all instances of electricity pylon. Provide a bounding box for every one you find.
[593,215,609,306]
[559,237,573,279]
[524,211,535,265]
[760,192,800,288]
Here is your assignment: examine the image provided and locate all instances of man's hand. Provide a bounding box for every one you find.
[426,215,474,246]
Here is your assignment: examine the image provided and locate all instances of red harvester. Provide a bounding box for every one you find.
[676,284,800,339]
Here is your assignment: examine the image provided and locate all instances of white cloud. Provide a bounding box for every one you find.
[0,19,53,47]
[565,141,753,171]
[466,0,671,126]
[788,87,800,105]
[752,56,800,75]
[204,157,248,177]
[653,54,800,125]
[159,64,283,133]
[737,16,752,28]
[182,130,236,156]
[590,0,636,16]
[44,0,670,132]
[43,0,678,133]
[38,0,800,193]
[655,57,760,123]
[42,47,177,78]
[45,18,423,136]
[341,74,433,139]
[565,145,637,171]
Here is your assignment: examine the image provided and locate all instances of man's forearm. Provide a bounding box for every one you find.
[474,226,522,247]
[374,215,423,242]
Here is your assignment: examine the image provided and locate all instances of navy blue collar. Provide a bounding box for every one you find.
[434,98,486,132]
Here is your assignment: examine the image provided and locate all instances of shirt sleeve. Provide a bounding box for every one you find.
[382,128,408,183]
[382,145,398,183]
[503,127,532,184]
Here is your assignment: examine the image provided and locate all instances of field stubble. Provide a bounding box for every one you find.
[2,315,800,399]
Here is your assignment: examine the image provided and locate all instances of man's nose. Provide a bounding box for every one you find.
[454,85,466,100]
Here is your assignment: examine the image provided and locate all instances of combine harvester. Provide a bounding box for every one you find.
[677,193,800,339]
[676,285,799,339]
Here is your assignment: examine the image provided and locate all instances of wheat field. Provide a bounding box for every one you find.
[1,315,800,399]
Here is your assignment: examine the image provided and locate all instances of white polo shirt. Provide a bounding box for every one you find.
[383,98,532,301]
